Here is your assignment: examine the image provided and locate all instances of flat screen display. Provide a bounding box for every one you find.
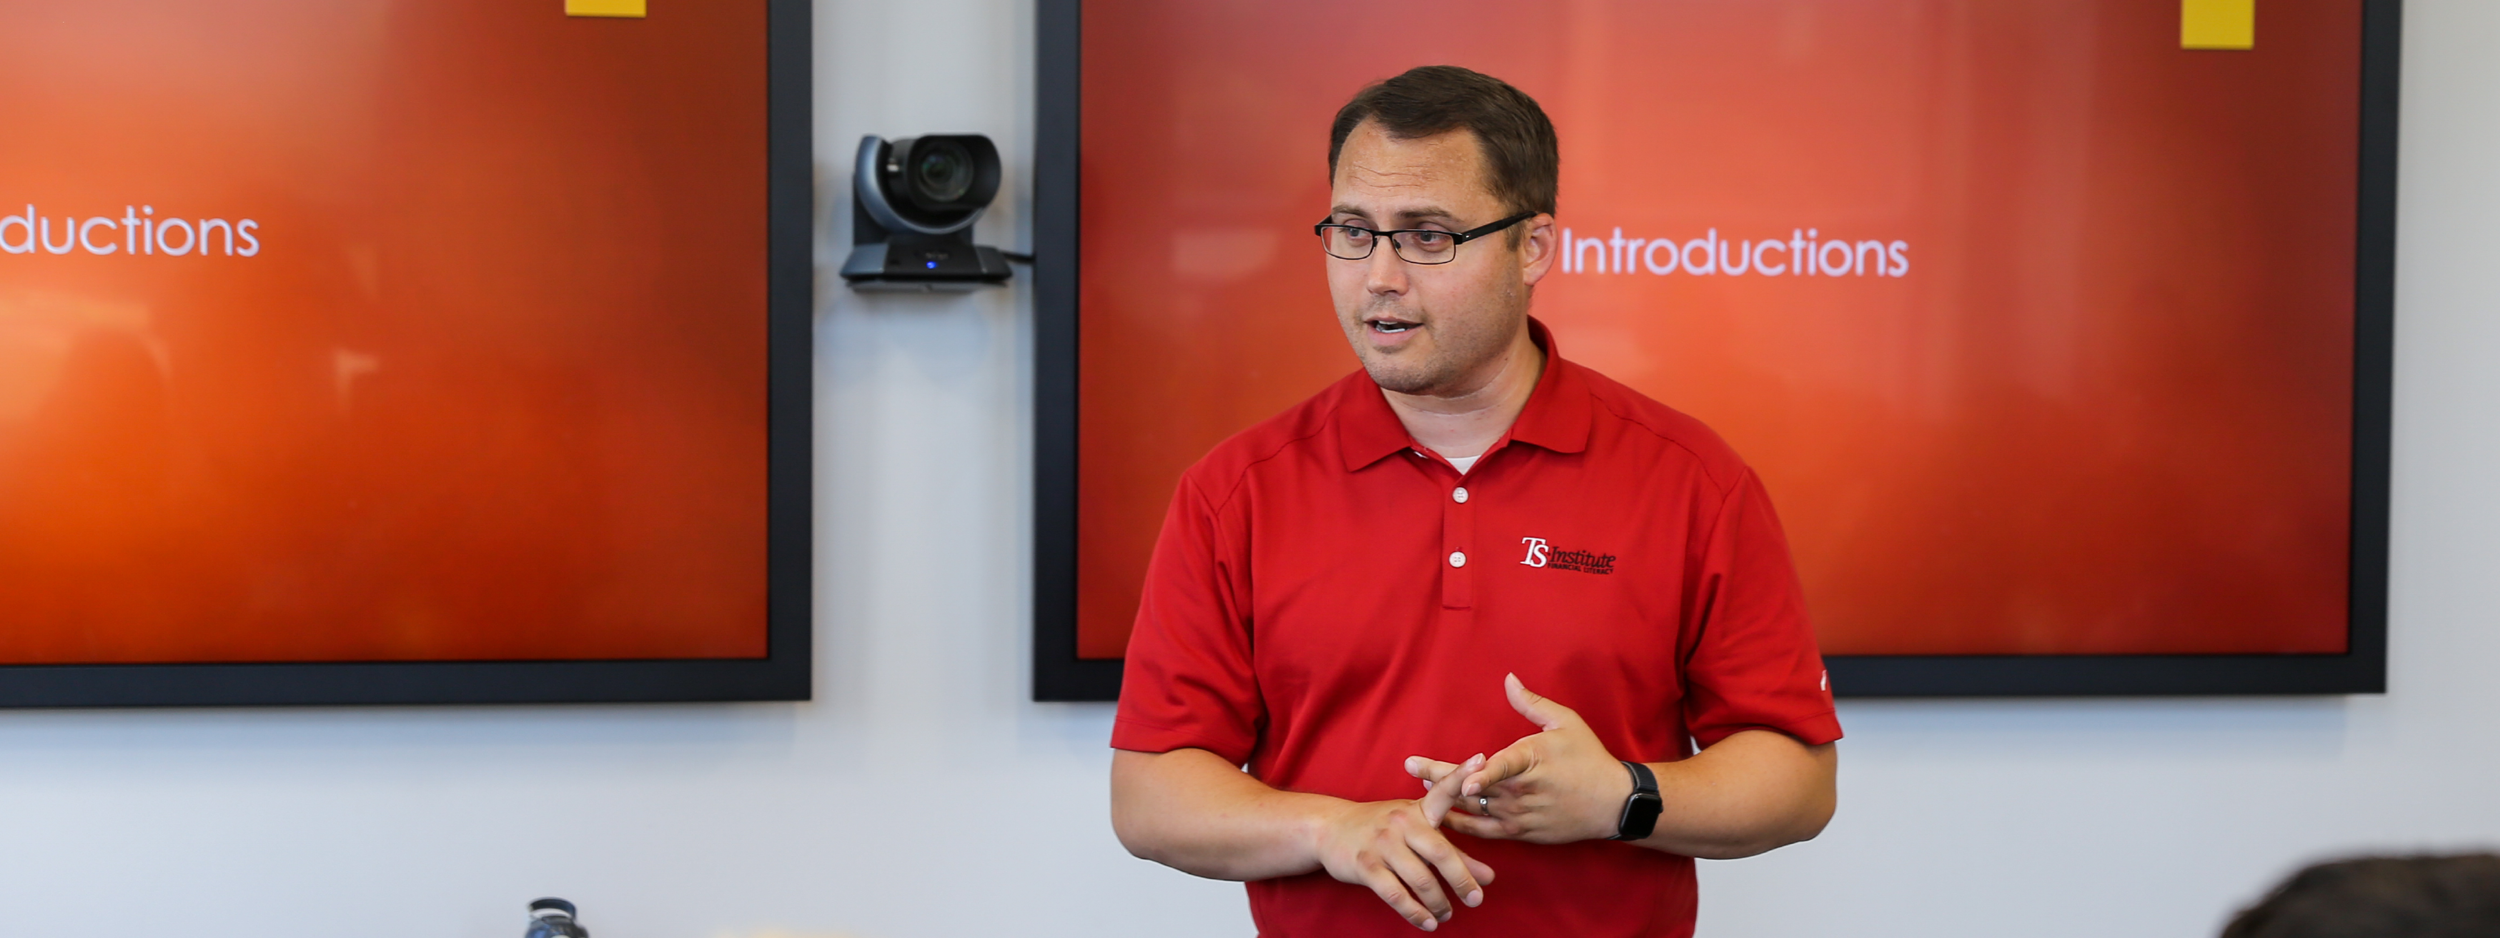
[1034,0,2394,698]
[0,0,811,704]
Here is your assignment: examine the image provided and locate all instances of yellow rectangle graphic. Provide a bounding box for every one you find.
[2182,0,2254,50]
[566,0,646,18]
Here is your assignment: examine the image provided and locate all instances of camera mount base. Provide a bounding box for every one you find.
[839,236,1012,292]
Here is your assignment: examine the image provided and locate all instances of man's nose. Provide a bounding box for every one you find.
[1364,240,1409,294]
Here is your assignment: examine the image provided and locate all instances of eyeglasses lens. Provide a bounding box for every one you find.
[1319,227,1458,264]
[1394,232,1455,263]
[1320,226,1372,260]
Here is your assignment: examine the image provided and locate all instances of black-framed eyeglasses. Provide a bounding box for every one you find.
[1313,211,1537,265]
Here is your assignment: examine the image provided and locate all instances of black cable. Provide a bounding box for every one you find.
[1001,251,1035,265]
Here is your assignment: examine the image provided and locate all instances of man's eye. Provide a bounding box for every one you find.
[1410,231,1453,248]
[1342,228,1374,241]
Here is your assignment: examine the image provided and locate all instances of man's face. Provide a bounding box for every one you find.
[1325,121,1554,397]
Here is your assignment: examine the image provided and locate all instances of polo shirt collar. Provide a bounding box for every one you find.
[1505,318,1594,456]
[1335,317,1594,472]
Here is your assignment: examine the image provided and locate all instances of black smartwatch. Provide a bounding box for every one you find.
[1610,760,1662,841]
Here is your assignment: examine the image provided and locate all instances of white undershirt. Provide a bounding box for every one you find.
[1446,454,1480,474]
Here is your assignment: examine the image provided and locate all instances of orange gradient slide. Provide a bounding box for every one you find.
[1078,0,2359,658]
[0,1,770,663]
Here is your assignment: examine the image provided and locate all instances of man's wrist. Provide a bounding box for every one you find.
[1297,793,1359,869]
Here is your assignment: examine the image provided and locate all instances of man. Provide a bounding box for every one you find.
[1109,65,1841,937]
[2221,854,2500,938]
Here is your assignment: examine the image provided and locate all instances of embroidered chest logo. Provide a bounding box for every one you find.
[1518,537,1616,575]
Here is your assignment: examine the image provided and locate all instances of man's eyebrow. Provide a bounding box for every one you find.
[1396,206,1461,225]
[1326,205,1463,226]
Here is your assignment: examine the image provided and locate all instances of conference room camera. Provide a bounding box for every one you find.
[841,134,1014,291]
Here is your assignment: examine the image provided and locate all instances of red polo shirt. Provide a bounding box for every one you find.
[1112,320,1841,938]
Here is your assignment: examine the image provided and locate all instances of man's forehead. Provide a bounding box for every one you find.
[1331,123,1494,217]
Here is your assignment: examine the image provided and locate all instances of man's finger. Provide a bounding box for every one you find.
[1418,754,1484,824]
[1356,861,1440,931]
[1504,672,1579,731]
[1442,811,1510,840]
[1460,744,1531,798]
[1404,755,1462,780]
[1383,843,1455,923]
[1405,827,1486,909]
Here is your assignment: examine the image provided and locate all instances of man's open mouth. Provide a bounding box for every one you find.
[1367,318,1419,334]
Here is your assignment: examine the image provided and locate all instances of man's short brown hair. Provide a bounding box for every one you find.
[2221,854,2500,938]
[1328,65,1560,228]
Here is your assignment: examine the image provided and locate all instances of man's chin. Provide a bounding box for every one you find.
[1361,359,1445,396]
[1348,329,1452,394]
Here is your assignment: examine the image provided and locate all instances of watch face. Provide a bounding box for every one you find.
[1620,792,1665,840]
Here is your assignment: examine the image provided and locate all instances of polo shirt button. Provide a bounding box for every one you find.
[1449,551,1467,568]
[1453,486,1469,504]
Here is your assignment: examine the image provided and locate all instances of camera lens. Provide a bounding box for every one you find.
[912,141,975,204]
[861,134,1000,235]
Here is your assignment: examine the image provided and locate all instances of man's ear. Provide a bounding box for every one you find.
[1518,213,1560,287]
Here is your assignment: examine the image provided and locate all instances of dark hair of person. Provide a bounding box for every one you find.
[1328,65,1559,244]
[2220,854,2500,938]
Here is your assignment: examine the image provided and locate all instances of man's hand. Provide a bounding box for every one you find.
[1404,674,1630,844]
[1402,676,1839,858]
[1113,747,1506,930]
[1314,754,1497,931]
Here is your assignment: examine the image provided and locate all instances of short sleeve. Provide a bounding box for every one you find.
[1680,467,1843,749]
[1110,472,1264,765]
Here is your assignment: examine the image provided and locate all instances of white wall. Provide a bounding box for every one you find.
[0,2,2493,936]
